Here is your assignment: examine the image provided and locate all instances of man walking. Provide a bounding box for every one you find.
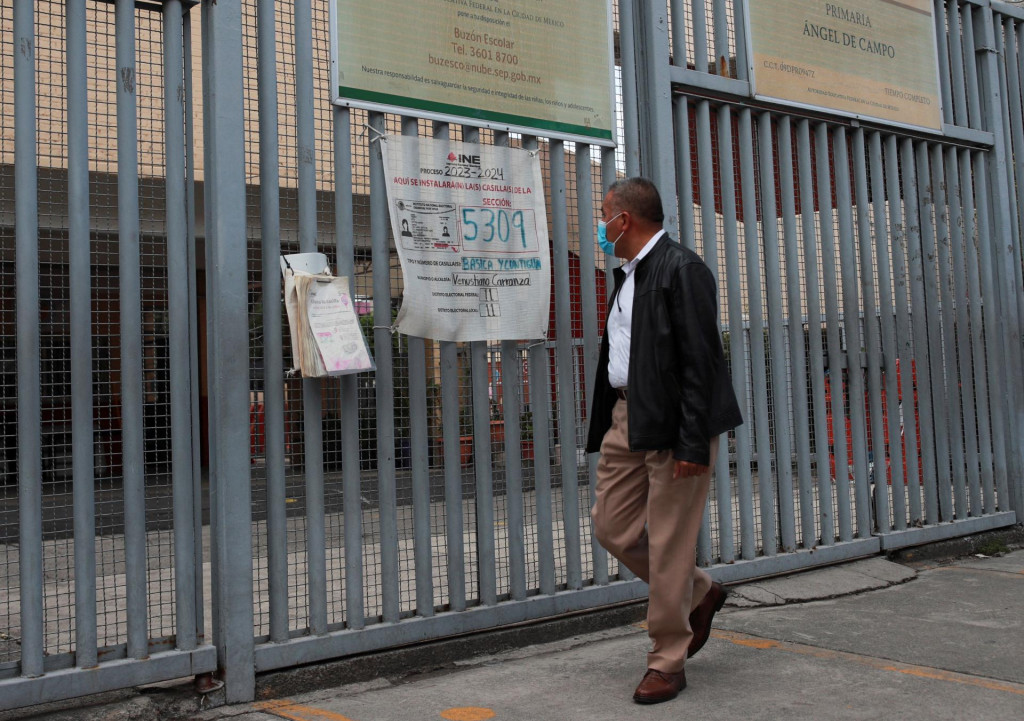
[587,177,743,704]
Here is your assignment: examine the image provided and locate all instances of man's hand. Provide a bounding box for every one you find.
[674,460,708,479]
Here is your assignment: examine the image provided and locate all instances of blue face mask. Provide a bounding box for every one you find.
[597,212,623,255]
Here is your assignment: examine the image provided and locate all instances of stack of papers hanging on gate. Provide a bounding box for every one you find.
[281,252,374,377]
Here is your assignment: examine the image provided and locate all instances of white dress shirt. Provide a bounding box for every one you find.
[606,230,666,389]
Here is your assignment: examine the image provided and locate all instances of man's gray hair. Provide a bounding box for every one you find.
[607,177,665,224]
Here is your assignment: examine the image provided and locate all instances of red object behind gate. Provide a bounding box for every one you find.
[825,360,923,485]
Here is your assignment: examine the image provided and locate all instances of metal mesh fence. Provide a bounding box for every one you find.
[0,0,189,666]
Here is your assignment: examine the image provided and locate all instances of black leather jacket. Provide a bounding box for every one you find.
[586,235,743,465]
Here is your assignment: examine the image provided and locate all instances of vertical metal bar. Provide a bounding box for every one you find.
[961,150,997,513]
[977,7,1021,513]
[758,111,796,553]
[739,109,776,556]
[401,117,433,617]
[1013,25,1024,335]
[433,123,465,612]
[998,24,1024,516]
[778,117,815,547]
[972,154,1012,512]
[1004,25,1024,249]
[619,0,641,176]
[409,327,432,613]
[163,0,197,651]
[719,105,756,560]
[368,112,399,621]
[732,0,748,82]
[798,119,834,546]
[887,136,922,525]
[676,97,712,565]
[459,125,497,607]
[930,144,967,520]
[202,0,218,662]
[905,142,940,525]
[639,15,677,233]
[1012,29,1024,355]
[934,0,954,126]
[691,0,709,74]
[949,1,969,127]
[551,141,582,590]
[669,0,688,68]
[675,95,696,250]
[116,0,149,660]
[576,144,604,585]
[696,101,734,563]
[950,147,986,517]
[335,108,364,628]
[199,0,218,651]
[870,132,906,532]
[815,123,852,542]
[853,129,889,534]
[202,0,255,700]
[963,7,983,130]
[712,0,730,76]
[440,335,465,610]
[633,0,678,236]
[920,142,955,523]
[14,0,43,679]
[202,0,223,663]
[499,329,527,599]
[67,0,98,668]
[489,130,525,601]
[257,0,288,643]
[595,145,617,578]
[996,21,1024,355]
[183,10,206,641]
[471,331,495,605]
[530,334,557,592]
[294,0,327,635]
[833,127,871,537]
[527,138,556,591]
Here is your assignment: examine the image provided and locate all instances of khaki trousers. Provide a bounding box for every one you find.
[591,398,719,673]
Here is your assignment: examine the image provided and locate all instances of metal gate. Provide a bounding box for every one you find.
[1,0,1022,711]
[0,0,213,710]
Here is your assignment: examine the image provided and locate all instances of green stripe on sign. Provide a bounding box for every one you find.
[338,86,613,142]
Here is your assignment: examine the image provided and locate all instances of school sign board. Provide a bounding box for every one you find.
[330,0,616,145]
[745,0,943,131]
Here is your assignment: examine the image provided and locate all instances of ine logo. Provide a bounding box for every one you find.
[446,152,481,166]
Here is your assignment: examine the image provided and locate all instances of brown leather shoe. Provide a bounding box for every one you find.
[632,668,687,704]
[688,581,728,658]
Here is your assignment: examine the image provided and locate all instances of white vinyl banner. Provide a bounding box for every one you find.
[381,134,550,342]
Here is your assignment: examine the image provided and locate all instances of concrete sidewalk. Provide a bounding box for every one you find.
[188,549,1023,721]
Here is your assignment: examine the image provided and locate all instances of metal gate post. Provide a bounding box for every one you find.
[976,6,1024,516]
[201,0,256,702]
[629,0,678,235]
[14,0,43,681]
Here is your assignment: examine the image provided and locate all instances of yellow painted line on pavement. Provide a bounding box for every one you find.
[254,699,498,721]
[713,630,1024,697]
[440,707,496,720]
[254,699,359,721]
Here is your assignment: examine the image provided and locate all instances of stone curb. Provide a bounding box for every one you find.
[725,557,917,608]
